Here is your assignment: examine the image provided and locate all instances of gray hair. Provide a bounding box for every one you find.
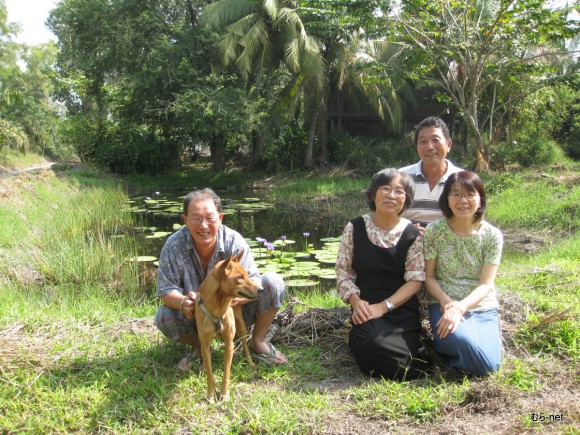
[183,188,222,215]
[364,168,415,214]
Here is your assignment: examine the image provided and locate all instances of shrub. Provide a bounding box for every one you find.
[513,138,561,167]
[93,126,179,174]
[491,137,563,168]
[330,134,416,174]
[563,114,580,160]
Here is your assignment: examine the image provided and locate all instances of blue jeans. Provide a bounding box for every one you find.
[428,304,502,376]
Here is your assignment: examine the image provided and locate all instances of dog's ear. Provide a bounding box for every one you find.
[217,256,232,275]
[232,250,244,263]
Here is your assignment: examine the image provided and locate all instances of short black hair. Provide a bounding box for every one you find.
[413,116,451,145]
[439,171,487,222]
[364,168,415,214]
[183,188,223,215]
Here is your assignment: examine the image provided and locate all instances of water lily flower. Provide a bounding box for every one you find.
[265,242,275,251]
[280,235,287,240]
[303,231,311,251]
[256,237,266,243]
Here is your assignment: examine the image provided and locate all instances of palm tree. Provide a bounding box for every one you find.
[203,0,408,168]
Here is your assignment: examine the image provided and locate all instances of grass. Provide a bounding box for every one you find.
[0,149,49,171]
[0,162,578,433]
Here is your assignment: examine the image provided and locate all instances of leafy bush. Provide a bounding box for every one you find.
[513,138,561,167]
[263,125,308,172]
[491,138,563,168]
[0,119,30,153]
[92,126,179,174]
[563,114,580,160]
[330,134,416,174]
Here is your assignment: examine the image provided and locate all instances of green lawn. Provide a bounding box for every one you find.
[0,162,578,433]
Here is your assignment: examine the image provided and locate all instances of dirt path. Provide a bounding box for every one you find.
[0,162,57,179]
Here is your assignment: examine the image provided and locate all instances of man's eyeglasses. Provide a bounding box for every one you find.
[449,191,478,200]
[188,216,219,225]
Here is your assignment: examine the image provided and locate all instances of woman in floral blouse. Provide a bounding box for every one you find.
[336,168,428,380]
[424,171,503,376]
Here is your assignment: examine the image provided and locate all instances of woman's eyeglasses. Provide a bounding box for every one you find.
[449,191,478,200]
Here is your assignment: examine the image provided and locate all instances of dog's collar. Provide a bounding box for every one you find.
[197,295,223,331]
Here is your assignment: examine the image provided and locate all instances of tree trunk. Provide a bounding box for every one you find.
[303,105,321,169]
[473,131,490,173]
[210,134,224,171]
[316,117,329,165]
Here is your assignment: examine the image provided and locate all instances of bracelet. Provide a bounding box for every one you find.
[180,296,187,313]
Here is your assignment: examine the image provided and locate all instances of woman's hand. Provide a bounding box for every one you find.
[350,299,387,325]
[435,301,465,339]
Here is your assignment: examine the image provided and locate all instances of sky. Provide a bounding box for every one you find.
[3,0,577,47]
[4,0,58,45]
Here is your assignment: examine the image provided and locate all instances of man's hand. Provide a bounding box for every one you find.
[230,297,252,307]
[182,291,196,319]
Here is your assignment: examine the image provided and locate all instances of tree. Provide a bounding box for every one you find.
[0,1,61,156]
[396,0,578,171]
[203,0,409,168]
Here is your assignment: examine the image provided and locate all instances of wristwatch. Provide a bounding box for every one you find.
[385,299,395,312]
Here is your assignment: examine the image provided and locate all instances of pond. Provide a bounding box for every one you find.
[127,189,367,292]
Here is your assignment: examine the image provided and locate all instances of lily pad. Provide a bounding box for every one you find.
[290,261,321,269]
[285,278,319,288]
[131,256,158,262]
[320,237,342,242]
[145,231,172,239]
[319,272,337,280]
[272,239,296,246]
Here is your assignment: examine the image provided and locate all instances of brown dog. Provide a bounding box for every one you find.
[195,251,259,401]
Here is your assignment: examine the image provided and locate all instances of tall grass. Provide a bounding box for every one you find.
[485,170,579,232]
[0,170,143,326]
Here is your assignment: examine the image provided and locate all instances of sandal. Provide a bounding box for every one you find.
[176,350,201,372]
[250,344,288,366]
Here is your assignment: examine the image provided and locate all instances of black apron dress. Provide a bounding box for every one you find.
[348,217,428,380]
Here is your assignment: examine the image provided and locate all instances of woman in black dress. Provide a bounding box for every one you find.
[335,168,428,380]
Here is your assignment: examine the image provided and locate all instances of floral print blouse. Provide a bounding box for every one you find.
[423,218,503,311]
[336,214,425,303]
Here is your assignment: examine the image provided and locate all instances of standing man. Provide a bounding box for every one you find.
[399,117,463,227]
[155,188,287,370]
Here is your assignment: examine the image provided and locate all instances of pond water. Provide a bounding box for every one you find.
[127,189,367,292]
